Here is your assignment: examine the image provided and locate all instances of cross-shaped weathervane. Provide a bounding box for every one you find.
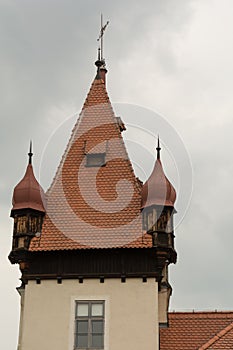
[97,14,109,61]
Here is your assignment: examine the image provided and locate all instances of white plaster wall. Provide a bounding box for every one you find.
[21,278,159,350]
[158,289,169,324]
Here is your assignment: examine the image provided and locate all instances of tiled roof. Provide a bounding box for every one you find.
[199,322,233,349]
[160,311,233,350]
[11,164,45,213]
[30,74,152,251]
[141,158,176,208]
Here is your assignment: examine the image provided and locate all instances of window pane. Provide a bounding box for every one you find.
[77,320,88,333]
[76,335,88,348]
[91,303,103,316]
[77,303,89,316]
[86,154,105,167]
[92,334,103,348]
[92,320,103,334]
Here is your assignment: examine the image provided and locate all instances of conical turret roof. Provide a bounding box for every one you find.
[11,146,45,214]
[141,140,176,209]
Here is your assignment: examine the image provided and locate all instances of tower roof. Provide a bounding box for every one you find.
[141,139,176,209]
[11,144,45,214]
[30,66,152,251]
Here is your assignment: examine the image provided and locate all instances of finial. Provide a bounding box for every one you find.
[97,14,109,62]
[28,140,33,165]
[95,58,102,79]
[156,135,161,160]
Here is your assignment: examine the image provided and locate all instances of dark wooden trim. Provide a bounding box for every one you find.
[22,248,165,282]
[24,273,160,281]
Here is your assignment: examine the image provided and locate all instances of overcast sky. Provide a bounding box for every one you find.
[1,0,233,348]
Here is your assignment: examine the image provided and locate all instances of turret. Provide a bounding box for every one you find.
[141,138,177,327]
[9,143,46,265]
[141,138,177,264]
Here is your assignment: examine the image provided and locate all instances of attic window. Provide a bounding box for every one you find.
[86,153,106,167]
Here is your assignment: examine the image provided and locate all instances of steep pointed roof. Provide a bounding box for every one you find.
[30,68,152,251]
[141,139,176,208]
[11,145,45,214]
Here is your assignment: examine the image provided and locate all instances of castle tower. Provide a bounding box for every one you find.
[9,40,177,350]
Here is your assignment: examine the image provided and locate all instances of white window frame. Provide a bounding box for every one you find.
[69,296,109,350]
[74,300,105,349]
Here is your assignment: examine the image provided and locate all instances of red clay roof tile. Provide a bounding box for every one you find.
[199,322,233,349]
[12,164,45,214]
[141,158,176,208]
[160,311,233,350]
[30,75,151,251]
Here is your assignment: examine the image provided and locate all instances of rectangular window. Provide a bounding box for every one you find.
[74,301,105,349]
[86,154,106,167]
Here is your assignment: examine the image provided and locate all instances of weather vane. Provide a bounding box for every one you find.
[97,14,109,61]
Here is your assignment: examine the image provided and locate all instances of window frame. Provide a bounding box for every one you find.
[74,300,105,350]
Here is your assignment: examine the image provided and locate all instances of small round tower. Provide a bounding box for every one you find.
[141,138,177,264]
[9,143,45,264]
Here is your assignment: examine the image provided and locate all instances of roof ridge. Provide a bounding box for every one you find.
[198,321,233,350]
[82,78,109,110]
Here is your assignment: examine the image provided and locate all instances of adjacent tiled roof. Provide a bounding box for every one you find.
[199,322,233,349]
[30,73,152,251]
[160,311,233,350]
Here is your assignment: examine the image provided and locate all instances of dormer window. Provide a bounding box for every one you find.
[86,153,106,167]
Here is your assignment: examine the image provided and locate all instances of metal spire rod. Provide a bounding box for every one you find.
[101,14,103,60]
[97,14,109,61]
[156,135,161,160]
[28,140,33,165]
